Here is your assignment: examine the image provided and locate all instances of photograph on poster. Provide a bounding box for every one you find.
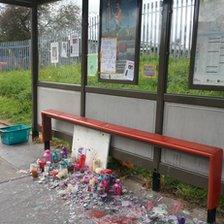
[99,0,141,83]
[190,0,224,88]
[61,42,68,58]
[50,42,59,64]
[70,34,79,57]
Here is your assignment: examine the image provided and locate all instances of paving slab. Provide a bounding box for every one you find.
[0,140,43,170]
[0,176,69,224]
[0,157,19,183]
[0,124,43,183]
[0,123,42,169]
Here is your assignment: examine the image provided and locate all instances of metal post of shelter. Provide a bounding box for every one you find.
[152,0,173,191]
[80,0,89,117]
[31,4,39,138]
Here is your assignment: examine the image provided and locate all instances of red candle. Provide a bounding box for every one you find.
[74,163,81,171]
[113,181,122,195]
[100,169,113,175]
[38,159,46,171]
[78,154,86,168]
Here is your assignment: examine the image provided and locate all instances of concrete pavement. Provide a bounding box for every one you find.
[0,126,69,224]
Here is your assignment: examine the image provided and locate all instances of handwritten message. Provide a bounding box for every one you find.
[100,37,117,73]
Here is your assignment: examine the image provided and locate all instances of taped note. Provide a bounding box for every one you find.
[61,42,68,58]
[50,42,59,64]
[123,60,135,81]
[70,34,79,57]
[100,37,117,73]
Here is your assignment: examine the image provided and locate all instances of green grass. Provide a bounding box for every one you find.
[39,54,158,92]
[87,54,158,91]
[168,57,224,97]
[0,70,31,124]
[39,54,224,97]
[39,63,81,84]
[164,176,224,216]
[1,54,224,125]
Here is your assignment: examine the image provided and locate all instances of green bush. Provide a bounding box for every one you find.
[0,70,31,124]
[0,70,31,97]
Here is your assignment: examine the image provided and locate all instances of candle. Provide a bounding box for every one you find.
[100,169,113,175]
[44,161,51,175]
[113,180,122,195]
[38,159,46,172]
[92,159,101,172]
[56,169,68,179]
[60,146,68,159]
[78,154,86,168]
[82,175,90,184]
[52,150,60,163]
[95,167,103,174]
[50,169,59,177]
[30,163,39,178]
[42,149,52,162]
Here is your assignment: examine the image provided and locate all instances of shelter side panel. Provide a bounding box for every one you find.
[162,102,224,182]
[86,93,156,159]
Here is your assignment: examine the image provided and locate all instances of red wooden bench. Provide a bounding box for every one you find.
[41,109,223,223]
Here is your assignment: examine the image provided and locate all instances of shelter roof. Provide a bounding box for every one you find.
[0,0,58,7]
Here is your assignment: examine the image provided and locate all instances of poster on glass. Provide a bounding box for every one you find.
[189,0,224,90]
[88,53,98,76]
[51,42,59,64]
[61,42,68,58]
[70,33,79,57]
[98,0,142,83]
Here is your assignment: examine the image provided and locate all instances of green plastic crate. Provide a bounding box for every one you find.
[0,124,31,145]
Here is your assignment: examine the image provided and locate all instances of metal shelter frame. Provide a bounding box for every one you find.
[0,0,223,215]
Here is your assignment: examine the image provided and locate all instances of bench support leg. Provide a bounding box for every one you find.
[207,208,216,224]
[207,152,222,224]
[152,171,161,191]
[42,113,52,151]
[44,141,50,150]
[32,130,39,140]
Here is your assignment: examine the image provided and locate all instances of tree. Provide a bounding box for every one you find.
[0,6,31,42]
[39,3,81,36]
[0,2,81,42]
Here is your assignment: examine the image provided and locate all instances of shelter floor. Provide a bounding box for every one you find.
[0,124,218,223]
